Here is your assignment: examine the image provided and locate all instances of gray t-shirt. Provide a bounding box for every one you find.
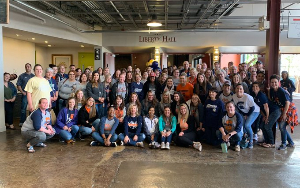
[222,114,237,133]
[104,118,116,134]
[117,82,126,99]
[149,83,156,95]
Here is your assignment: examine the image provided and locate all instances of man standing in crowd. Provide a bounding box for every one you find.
[69,64,76,72]
[180,61,190,77]
[256,61,265,73]
[17,63,35,127]
[176,73,194,101]
[25,64,53,112]
[21,98,55,153]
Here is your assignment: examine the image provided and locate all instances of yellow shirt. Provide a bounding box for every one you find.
[25,77,52,110]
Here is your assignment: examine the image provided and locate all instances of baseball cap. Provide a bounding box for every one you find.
[224,81,231,86]
[150,72,156,77]
[256,60,263,65]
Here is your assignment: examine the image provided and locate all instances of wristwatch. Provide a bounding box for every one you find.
[228,133,232,137]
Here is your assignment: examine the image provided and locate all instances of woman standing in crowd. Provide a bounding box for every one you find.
[55,64,68,84]
[118,104,145,147]
[194,73,211,104]
[280,71,296,101]
[217,101,243,152]
[77,73,88,98]
[97,67,104,82]
[141,91,160,117]
[112,69,121,85]
[158,106,177,150]
[55,97,79,144]
[58,71,80,112]
[172,69,180,87]
[159,91,172,116]
[86,71,106,119]
[74,90,85,110]
[126,92,142,115]
[103,74,112,108]
[213,69,229,93]
[232,84,260,149]
[75,68,82,81]
[90,106,119,147]
[143,106,159,148]
[159,73,168,86]
[205,69,215,85]
[131,74,144,102]
[161,77,176,100]
[203,87,224,145]
[4,72,17,130]
[171,91,186,118]
[45,68,58,112]
[239,70,250,87]
[269,75,296,150]
[231,73,249,94]
[175,103,202,151]
[126,71,134,97]
[77,97,100,140]
[143,72,162,101]
[114,95,126,134]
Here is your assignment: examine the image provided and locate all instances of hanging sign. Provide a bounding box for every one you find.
[288,17,300,38]
[138,36,176,43]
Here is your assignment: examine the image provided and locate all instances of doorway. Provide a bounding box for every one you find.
[115,54,132,70]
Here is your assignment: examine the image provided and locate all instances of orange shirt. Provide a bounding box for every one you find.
[176,83,194,101]
[188,77,197,85]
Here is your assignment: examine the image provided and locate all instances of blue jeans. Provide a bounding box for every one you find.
[96,103,106,119]
[261,109,281,144]
[59,125,79,141]
[216,130,243,145]
[279,121,294,146]
[78,119,100,136]
[161,132,173,143]
[92,133,118,145]
[243,112,259,143]
[20,94,28,123]
[118,132,145,146]
[58,98,66,113]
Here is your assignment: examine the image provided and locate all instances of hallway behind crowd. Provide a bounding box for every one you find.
[4,60,298,153]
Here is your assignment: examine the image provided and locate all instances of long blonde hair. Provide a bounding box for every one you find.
[86,97,97,119]
[127,103,139,116]
[178,103,189,122]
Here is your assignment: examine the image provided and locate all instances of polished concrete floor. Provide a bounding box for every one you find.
[0,125,300,188]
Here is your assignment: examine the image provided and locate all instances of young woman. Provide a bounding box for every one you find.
[205,68,215,85]
[77,97,100,139]
[90,106,119,147]
[55,97,79,144]
[114,95,126,134]
[74,90,85,110]
[143,106,159,148]
[159,73,168,86]
[86,71,106,119]
[126,71,134,97]
[232,84,260,149]
[45,68,58,111]
[103,74,112,107]
[187,94,204,135]
[170,91,186,118]
[97,67,104,82]
[118,104,145,147]
[77,73,88,98]
[143,72,162,101]
[194,73,212,104]
[55,64,68,84]
[203,87,225,145]
[4,72,17,130]
[126,92,142,115]
[131,74,144,102]
[280,71,296,101]
[175,103,202,151]
[112,69,121,85]
[231,73,249,94]
[158,106,177,150]
[218,101,243,152]
[269,75,296,150]
[161,77,176,100]
[159,91,172,116]
[239,70,250,87]
[141,91,160,117]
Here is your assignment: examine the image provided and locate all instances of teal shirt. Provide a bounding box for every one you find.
[158,116,177,133]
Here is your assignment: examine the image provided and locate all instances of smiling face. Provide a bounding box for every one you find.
[235,85,244,97]
[4,73,10,82]
[147,92,154,101]
[86,98,94,107]
[174,94,179,102]
[233,75,239,84]
[180,105,187,115]
[198,74,204,83]
[209,91,217,100]
[116,96,123,106]
[108,107,115,117]
[148,107,155,116]
[167,78,173,86]
[252,84,260,94]
[119,74,125,83]
[68,99,76,109]
[45,71,53,79]
[25,64,32,72]
[81,74,87,82]
[164,107,171,117]
[131,94,138,103]
[39,98,48,110]
[59,66,65,74]
[76,91,83,100]
[34,65,43,77]
[130,105,137,116]
[93,72,99,82]
[226,102,235,114]
[270,78,279,90]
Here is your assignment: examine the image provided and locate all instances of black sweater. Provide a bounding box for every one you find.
[78,106,99,127]
[176,116,196,134]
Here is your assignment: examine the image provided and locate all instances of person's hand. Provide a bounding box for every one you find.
[202,128,205,132]
[263,116,269,124]
[283,87,288,90]
[124,136,130,143]
[22,91,26,96]
[179,132,184,137]
[166,131,171,137]
[86,120,89,123]
[281,114,287,121]
[91,126,95,132]
[151,134,154,141]
[68,127,72,132]
[63,126,69,130]
[222,134,230,142]
[161,131,166,137]
[133,135,138,141]
[28,105,34,112]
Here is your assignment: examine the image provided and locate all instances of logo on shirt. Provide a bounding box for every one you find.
[128,121,138,129]
[224,120,233,132]
[104,123,112,131]
[206,104,217,112]
[237,101,245,110]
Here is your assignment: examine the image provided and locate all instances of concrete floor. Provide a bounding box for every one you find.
[0,124,300,188]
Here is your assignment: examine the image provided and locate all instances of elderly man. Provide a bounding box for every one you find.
[176,73,194,101]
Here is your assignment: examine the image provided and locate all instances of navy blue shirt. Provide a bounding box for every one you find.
[47,77,58,107]
[16,72,35,91]
[269,87,291,108]
[203,99,225,129]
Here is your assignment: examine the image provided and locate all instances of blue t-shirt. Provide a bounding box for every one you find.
[47,77,58,107]
[269,87,291,108]
[16,72,35,91]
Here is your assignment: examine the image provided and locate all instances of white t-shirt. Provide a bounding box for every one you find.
[219,93,233,104]
[232,93,260,113]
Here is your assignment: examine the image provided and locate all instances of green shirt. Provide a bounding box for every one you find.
[4,85,13,100]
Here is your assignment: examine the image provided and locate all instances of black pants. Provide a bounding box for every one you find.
[5,101,14,125]
[175,132,196,147]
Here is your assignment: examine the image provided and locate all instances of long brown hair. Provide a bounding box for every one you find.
[91,71,100,88]
[66,97,76,109]
[75,90,85,108]
[145,91,158,106]
[128,92,142,110]
[162,106,173,125]
[114,95,125,110]
[195,73,208,95]
[85,97,97,119]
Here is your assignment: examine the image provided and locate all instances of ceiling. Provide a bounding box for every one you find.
[10,0,299,32]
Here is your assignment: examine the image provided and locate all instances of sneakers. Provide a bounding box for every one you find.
[66,140,75,144]
[165,142,170,150]
[19,123,23,127]
[27,146,35,153]
[278,144,287,150]
[136,142,144,148]
[150,141,156,149]
[78,133,85,141]
[110,142,117,147]
[253,134,258,141]
[120,141,124,146]
[90,141,99,146]
[287,143,295,148]
[193,142,202,151]
[248,142,253,149]
[36,143,47,147]
[161,142,166,149]
[235,145,240,152]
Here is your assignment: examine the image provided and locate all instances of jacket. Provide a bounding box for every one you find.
[78,106,99,127]
[86,82,106,103]
[54,107,78,134]
[110,81,129,102]
[143,79,162,101]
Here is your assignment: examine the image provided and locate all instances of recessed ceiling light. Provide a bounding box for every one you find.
[45,41,48,43]
[147,22,162,27]
[81,45,85,48]
[16,34,20,37]
[32,38,35,40]
[48,45,51,47]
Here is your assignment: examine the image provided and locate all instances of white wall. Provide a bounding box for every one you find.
[0,26,5,132]
[3,37,35,82]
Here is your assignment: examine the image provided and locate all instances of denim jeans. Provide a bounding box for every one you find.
[243,112,259,143]
[92,133,118,145]
[22,130,55,146]
[78,119,100,136]
[279,121,294,146]
[161,132,173,143]
[118,132,145,146]
[96,103,106,119]
[58,98,66,113]
[20,94,28,123]
[59,125,79,141]
[216,130,243,145]
[261,109,281,144]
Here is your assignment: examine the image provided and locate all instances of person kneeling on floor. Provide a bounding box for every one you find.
[217,101,243,152]
[90,106,119,147]
[21,98,56,153]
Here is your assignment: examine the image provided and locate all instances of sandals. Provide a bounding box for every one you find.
[36,143,47,147]
[28,146,35,153]
[262,144,275,148]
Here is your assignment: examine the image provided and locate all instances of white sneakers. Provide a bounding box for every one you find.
[193,142,202,151]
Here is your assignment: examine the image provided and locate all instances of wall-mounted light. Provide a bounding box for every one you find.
[32,38,35,40]
[154,47,160,62]
[48,45,51,47]
[213,48,219,62]
[45,41,48,43]
[81,45,85,48]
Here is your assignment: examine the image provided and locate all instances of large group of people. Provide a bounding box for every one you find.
[3,60,298,153]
